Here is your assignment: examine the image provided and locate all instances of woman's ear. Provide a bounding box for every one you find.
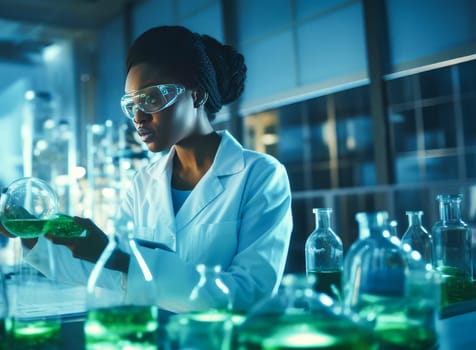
[193,89,208,108]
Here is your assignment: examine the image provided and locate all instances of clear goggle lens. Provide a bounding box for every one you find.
[120,84,185,120]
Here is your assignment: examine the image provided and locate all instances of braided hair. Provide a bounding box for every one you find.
[126,25,247,120]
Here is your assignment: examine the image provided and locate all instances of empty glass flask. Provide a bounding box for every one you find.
[401,211,434,268]
[432,194,473,306]
[84,220,159,350]
[305,208,343,299]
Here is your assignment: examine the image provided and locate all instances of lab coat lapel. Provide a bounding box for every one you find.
[174,131,244,232]
[147,149,177,248]
[174,173,223,232]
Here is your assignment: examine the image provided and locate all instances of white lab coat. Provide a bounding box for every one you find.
[26,130,293,313]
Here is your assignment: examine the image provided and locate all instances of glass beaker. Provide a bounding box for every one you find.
[84,219,159,349]
[305,208,343,299]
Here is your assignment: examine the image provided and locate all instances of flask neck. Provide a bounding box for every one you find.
[313,208,332,230]
[406,211,423,228]
[355,211,389,239]
[197,265,220,283]
[438,196,463,223]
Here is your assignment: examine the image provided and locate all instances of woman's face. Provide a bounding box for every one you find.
[124,62,198,153]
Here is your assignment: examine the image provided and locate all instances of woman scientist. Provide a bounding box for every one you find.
[6,25,293,313]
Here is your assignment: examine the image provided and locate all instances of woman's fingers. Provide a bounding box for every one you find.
[46,217,109,263]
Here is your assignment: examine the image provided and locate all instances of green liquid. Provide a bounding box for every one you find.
[168,310,233,350]
[1,215,84,238]
[44,214,84,237]
[12,318,61,349]
[1,219,48,238]
[355,293,437,349]
[237,313,376,350]
[84,305,158,350]
[307,270,342,298]
[0,317,13,349]
[437,266,475,306]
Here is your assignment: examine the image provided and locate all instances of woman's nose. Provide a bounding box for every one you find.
[133,109,152,124]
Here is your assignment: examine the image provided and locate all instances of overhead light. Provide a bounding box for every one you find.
[43,44,61,62]
[25,90,35,100]
[262,133,278,145]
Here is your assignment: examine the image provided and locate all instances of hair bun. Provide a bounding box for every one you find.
[201,35,247,105]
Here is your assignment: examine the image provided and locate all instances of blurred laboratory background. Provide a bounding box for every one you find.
[0,0,475,272]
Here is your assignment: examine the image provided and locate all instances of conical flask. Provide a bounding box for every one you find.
[84,219,159,349]
[166,264,233,350]
[432,194,473,306]
[235,273,376,349]
[401,211,434,268]
[305,208,343,299]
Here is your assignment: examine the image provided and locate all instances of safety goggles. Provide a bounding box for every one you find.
[120,83,186,120]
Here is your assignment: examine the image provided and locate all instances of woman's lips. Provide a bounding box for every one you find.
[137,128,154,142]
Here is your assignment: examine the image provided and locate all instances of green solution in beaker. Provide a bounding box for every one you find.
[237,313,377,350]
[12,318,61,349]
[84,305,158,350]
[0,317,13,349]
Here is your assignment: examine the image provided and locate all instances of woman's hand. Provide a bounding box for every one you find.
[47,216,130,272]
[0,221,16,238]
[0,222,38,248]
[47,216,109,264]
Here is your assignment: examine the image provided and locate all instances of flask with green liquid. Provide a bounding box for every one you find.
[0,177,84,238]
[236,274,377,349]
[84,219,159,350]
[432,194,473,306]
[166,264,234,350]
[305,208,343,299]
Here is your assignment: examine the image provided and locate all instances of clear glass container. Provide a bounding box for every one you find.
[235,273,377,349]
[0,177,84,238]
[342,212,403,314]
[166,264,234,350]
[8,235,61,349]
[305,208,343,299]
[344,211,439,349]
[84,220,159,350]
[0,269,12,348]
[0,177,58,238]
[401,211,434,268]
[432,194,473,306]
